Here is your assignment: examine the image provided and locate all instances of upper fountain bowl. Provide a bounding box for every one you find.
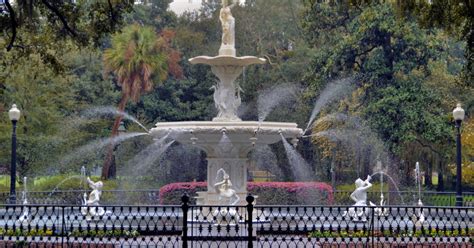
[150,121,303,156]
[189,55,266,67]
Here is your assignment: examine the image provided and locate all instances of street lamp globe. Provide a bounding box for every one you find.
[453,103,465,122]
[8,104,21,121]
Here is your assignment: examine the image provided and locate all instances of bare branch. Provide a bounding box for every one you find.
[5,0,17,51]
[40,0,77,37]
[107,0,117,29]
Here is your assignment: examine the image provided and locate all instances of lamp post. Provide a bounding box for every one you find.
[453,103,465,207]
[8,104,20,204]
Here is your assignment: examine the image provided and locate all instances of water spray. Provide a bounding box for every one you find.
[18,176,29,224]
[190,130,198,145]
[415,162,422,205]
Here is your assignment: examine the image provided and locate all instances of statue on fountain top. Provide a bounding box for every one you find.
[219,0,237,56]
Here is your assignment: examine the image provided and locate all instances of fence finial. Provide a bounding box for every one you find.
[181,193,190,204]
[246,194,255,204]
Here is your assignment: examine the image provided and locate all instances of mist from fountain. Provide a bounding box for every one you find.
[249,145,282,180]
[415,162,422,203]
[304,77,354,134]
[370,171,405,205]
[82,106,150,133]
[59,132,148,167]
[155,143,206,188]
[18,176,29,223]
[257,83,299,122]
[280,133,314,181]
[47,175,84,198]
[218,132,233,155]
[121,139,175,177]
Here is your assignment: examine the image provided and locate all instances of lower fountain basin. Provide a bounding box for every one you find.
[150,121,303,205]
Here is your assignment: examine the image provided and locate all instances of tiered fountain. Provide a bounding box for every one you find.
[150,0,302,205]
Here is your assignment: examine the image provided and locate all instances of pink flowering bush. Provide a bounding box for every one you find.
[159,182,207,204]
[159,181,333,205]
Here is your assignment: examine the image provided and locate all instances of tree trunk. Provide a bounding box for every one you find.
[101,93,128,180]
[437,158,444,191]
[425,158,432,188]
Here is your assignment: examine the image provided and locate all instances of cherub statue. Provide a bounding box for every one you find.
[412,199,425,228]
[214,168,240,205]
[81,177,106,221]
[343,175,372,219]
[213,168,240,224]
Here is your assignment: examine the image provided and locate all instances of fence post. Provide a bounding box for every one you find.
[246,194,255,248]
[181,194,189,248]
[370,206,375,248]
[62,206,65,247]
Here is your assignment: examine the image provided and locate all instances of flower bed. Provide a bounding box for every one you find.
[159,181,334,205]
[309,228,474,238]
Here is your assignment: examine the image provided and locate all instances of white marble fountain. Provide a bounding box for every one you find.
[150,0,302,205]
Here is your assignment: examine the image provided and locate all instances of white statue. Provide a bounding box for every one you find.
[214,169,240,205]
[81,177,106,221]
[343,175,372,219]
[219,0,237,56]
[210,84,228,118]
[412,199,425,228]
[213,168,240,224]
[220,0,236,46]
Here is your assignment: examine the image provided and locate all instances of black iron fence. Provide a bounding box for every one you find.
[0,189,159,205]
[1,195,473,247]
[2,190,474,206]
[333,190,474,206]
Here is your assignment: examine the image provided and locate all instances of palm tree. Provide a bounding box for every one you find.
[101,24,170,179]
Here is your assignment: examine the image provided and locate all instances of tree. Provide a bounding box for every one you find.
[101,24,182,179]
[0,48,76,177]
[0,0,134,51]
[302,3,468,187]
[304,0,473,84]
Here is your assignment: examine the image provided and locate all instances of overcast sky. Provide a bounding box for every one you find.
[169,0,203,15]
[169,0,246,15]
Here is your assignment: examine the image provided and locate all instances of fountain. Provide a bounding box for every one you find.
[150,0,302,205]
[18,176,29,224]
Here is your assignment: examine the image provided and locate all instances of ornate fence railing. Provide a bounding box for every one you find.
[2,190,473,206]
[333,190,474,206]
[0,189,159,205]
[0,195,472,247]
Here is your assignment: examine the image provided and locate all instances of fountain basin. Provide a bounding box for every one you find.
[151,121,302,148]
[150,121,303,205]
[189,55,266,67]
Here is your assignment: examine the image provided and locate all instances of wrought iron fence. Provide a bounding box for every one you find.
[0,189,159,205]
[333,190,474,206]
[0,195,473,247]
